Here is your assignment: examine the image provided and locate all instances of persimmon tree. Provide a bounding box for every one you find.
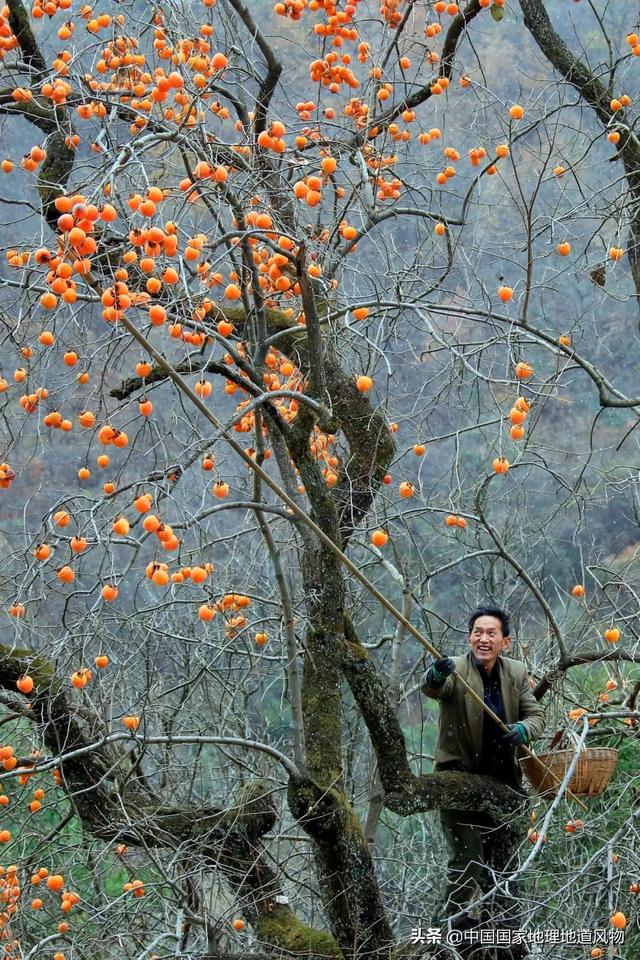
[0,0,640,958]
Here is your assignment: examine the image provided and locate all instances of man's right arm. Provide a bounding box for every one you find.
[421,657,456,701]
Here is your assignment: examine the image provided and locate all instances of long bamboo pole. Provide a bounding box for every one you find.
[118,313,587,811]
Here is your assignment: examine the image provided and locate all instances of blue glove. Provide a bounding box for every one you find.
[431,657,455,680]
[502,722,528,747]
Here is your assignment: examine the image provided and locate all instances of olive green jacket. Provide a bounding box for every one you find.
[422,653,546,783]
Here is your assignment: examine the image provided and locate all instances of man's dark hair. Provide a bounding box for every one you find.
[468,605,510,638]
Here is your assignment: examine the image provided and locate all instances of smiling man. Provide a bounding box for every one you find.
[422,604,545,935]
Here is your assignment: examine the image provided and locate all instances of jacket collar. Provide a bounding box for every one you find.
[469,652,502,678]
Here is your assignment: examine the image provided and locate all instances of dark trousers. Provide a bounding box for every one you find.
[439,808,522,927]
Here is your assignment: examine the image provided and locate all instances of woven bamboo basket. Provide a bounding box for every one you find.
[520,747,618,798]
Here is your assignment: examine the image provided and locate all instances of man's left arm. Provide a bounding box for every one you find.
[517,667,546,744]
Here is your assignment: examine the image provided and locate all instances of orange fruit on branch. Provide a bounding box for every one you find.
[134,494,152,513]
[112,517,130,536]
[142,514,161,533]
[148,304,166,325]
[218,320,234,337]
[78,410,95,428]
[514,362,533,379]
[17,676,34,694]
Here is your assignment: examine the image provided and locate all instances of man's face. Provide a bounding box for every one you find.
[468,615,511,670]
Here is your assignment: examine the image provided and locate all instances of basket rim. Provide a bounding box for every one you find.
[521,746,619,763]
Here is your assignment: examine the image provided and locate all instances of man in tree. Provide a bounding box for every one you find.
[422,605,546,937]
